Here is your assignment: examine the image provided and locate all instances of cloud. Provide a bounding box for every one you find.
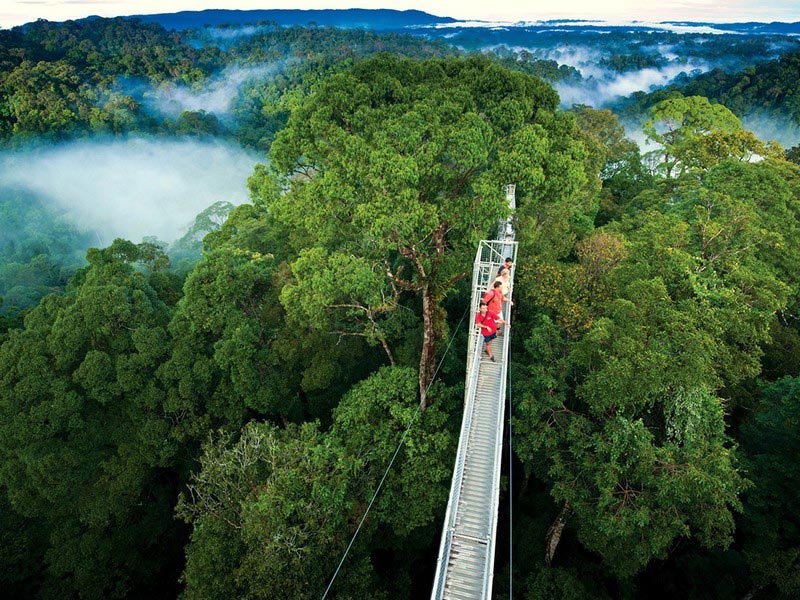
[0,137,261,244]
[496,43,711,107]
[432,19,736,34]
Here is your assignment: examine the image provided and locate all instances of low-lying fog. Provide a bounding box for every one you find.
[138,63,290,118]
[0,137,262,245]
[554,62,709,107]
[117,61,292,120]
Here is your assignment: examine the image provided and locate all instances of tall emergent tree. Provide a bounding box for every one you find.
[251,54,584,405]
[643,95,783,177]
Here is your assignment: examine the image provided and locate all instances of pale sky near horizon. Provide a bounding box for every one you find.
[2,0,799,29]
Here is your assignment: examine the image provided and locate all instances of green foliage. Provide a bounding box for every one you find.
[178,421,356,600]
[565,302,745,575]
[179,367,455,598]
[330,366,454,537]
[167,200,235,272]
[600,52,667,73]
[737,376,800,597]
[0,15,199,140]
[174,109,224,136]
[0,240,181,598]
[0,190,92,311]
[160,247,286,436]
[480,46,582,83]
[618,48,800,131]
[698,159,800,312]
[514,134,800,581]
[0,17,460,145]
[643,96,782,177]
[2,60,94,137]
[260,54,585,400]
[525,566,610,599]
[4,15,800,598]
[224,25,460,150]
[518,281,748,576]
[504,109,596,260]
[0,492,45,598]
[280,246,407,364]
[572,105,653,224]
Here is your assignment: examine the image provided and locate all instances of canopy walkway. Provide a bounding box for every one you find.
[431,186,517,600]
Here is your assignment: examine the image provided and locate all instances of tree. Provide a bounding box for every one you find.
[167,200,235,271]
[513,152,798,577]
[517,277,748,576]
[0,240,182,598]
[254,54,581,405]
[279,247,411,365]
[174,109,224,137]
[2,60,89,137]
[737,376,800,598]
[159,247,286,436]
[178,367,455,598]
[177,421,362,599]
[572,105,652,224]
[329,366,454,538]
[643,95,782,177]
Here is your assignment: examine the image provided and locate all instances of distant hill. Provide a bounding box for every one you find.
[125,8,456,31]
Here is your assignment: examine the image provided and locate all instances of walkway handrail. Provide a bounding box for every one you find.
[431,311,485,598]
[484,287,512,598]
[431,240,517,599]
[431,184,516,600]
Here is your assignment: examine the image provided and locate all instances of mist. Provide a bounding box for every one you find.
[124,61,293,119]
[0,138,262,246]
[555,61,710,107]
[741,114,800,149]
[204,25,264,40]
[435,20,739,36]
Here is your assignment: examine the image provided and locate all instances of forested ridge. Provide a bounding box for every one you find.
[0,17,459,144]
[615,47,800,144]
[625,47,800,120]
[2,16,800,600]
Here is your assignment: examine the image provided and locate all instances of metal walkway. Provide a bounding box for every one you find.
[431,186,517,600]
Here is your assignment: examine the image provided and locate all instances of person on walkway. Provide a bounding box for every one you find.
[476,302,508,362]
[497,257,513,277]
[494,268,511,297]
[482,280,511,334]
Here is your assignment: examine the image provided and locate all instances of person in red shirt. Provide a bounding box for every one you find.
[475,302,509,362]
[482,280,511,334]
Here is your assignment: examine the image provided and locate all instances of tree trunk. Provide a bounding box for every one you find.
[419,284,438,409]
[545,501,570,566]
[380,337,395,366]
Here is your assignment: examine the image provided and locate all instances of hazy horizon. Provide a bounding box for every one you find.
[2,1,800,29]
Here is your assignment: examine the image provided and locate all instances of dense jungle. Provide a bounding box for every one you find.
[1,12,800,599]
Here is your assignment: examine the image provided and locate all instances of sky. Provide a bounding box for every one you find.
[2,0,800,29]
